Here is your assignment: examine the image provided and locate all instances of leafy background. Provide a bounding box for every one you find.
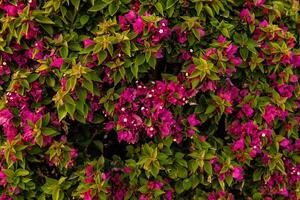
[0,0,299,199]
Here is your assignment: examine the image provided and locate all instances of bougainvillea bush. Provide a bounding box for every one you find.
[0,0,300,199]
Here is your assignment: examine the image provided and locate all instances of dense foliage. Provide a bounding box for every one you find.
[0,0,300,199]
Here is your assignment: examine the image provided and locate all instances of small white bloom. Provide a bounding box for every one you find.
[123,118,128,122]
[159,29,164,34]
[189,49,193,53]
[262,133,266,137]
[2,62,6,65]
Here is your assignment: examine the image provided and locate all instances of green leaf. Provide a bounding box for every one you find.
[155,2,164,16]
[52,188,61,200]
[195,2,203,16]
[88,1,108,12]
[80,15,89,26]
[82,80,94,94]
[40,24,53,35]
[108,3,119,16]
[175,181,184,194]
[253,169,263,181]
[71,0,80,10]
[205,105,216,114]
[148,56,156,68]
[135,54,145,66]
[204,5,214,17]
[43,127,60,136]
[34,16,55,24]
[15,169,29,176]
[166,0,178,9]
[98,51,107,64]
[204,162,212,175]
[240,48,249,61]
[27,73,40,83]
[131,64,138,79]
[58,105,67,122]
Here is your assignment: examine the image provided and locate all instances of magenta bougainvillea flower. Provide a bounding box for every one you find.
[50,57,64,68]
[0,0,299,199]
[133,17,144,35]
[232,166,244,181]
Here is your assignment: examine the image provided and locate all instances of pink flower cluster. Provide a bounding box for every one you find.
[106,80,198,144]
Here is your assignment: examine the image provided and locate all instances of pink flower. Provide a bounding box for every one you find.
[165,190,173,200]
[125,10,136,22]
[85,165,93,177]
[50,57,64,68]
[280,138,290,148]
[0,109,14,126]
[24,22,39,40]
[1,4,18,16]
[118,16,127,30]
[232,138,245,152]
[181,51,192,60]
[120,87,136,103]
[277,84,294,98]
[259,20,269,27]
[198,28,205,37]
[225,44,238,59]
[123,167,131,174]
[242,104,254,117]
[101,172,110,180]
[255,0,265,7]
[133,17,144,35]
[292,54,300,68]
[60,78,67,91]
[187,114,200,127]
[147,181,163,190]
[230,57,242,66]
[240,9,254,24]
[232,166,244,181]
[262,104,277,124]
[118,130,138,144]
[70,148,78,158]
[83,39,94,48]
[289,74,298,83]
[83,190,92,200]
[104,121,115,132]
[0,171,7,186]
[217,35,226,43]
